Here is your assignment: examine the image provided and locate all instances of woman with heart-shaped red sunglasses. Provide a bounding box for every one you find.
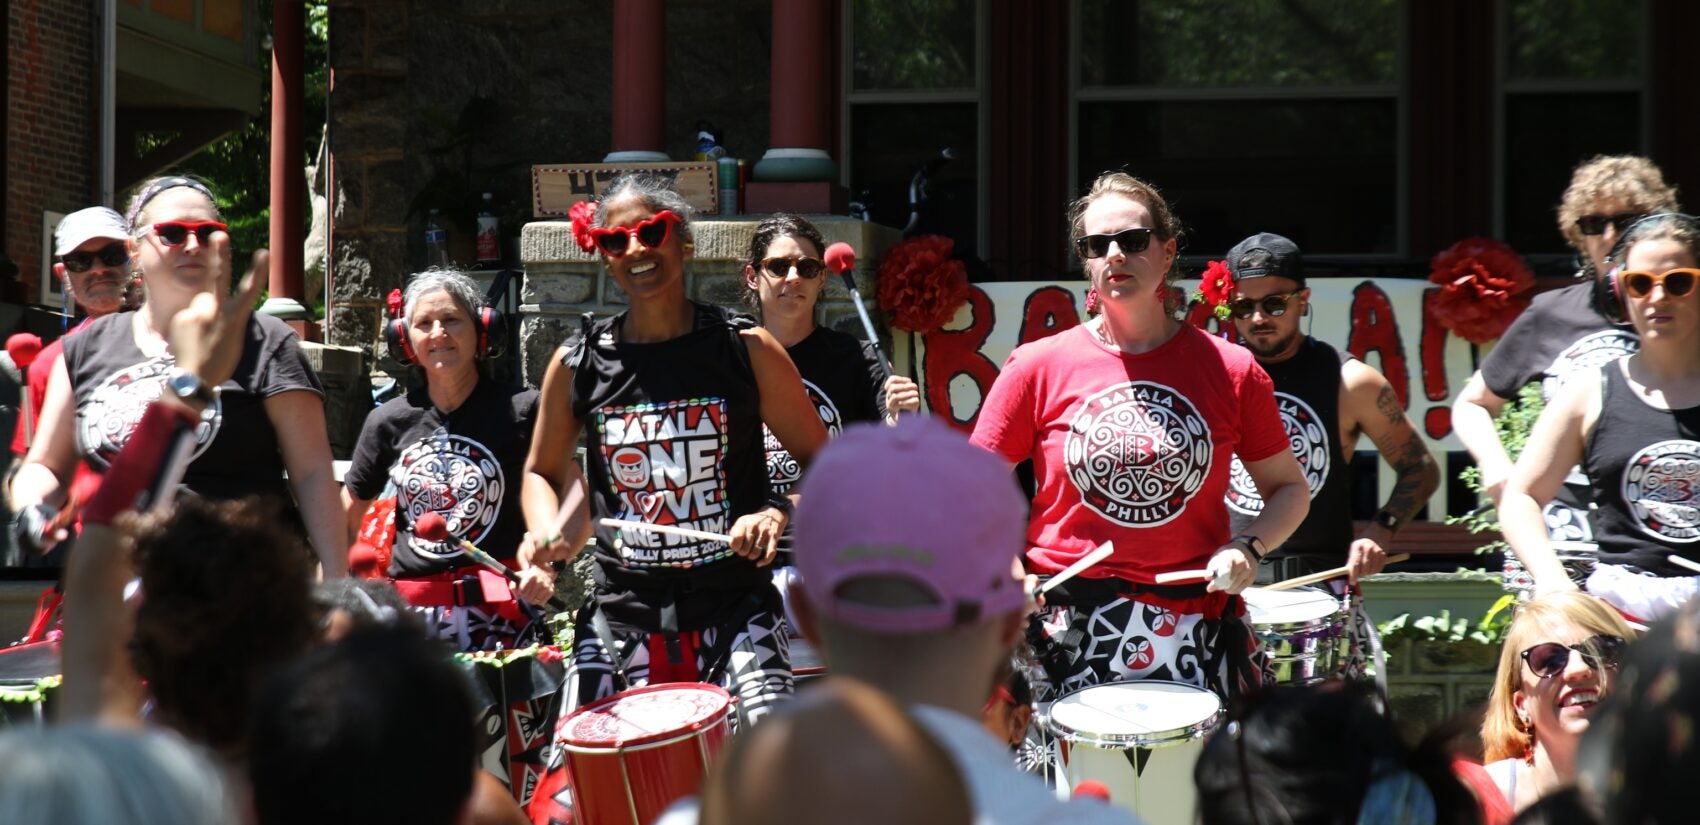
[10,175,346,581]
[1501,213,1700,623]
[522,173,827,725]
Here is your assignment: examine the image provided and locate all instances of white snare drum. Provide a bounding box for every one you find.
[1044,681,1221,825]
[1243,586,1346,684]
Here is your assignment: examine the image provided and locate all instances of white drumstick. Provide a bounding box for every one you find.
[1262,553,1411,592]
[1153,568,1213,584]
[599,518,734,544]
[1038,542,1115,595]
[1668,554,1700,575]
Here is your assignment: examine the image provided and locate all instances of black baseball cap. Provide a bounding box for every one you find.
[1226,233,1304,287]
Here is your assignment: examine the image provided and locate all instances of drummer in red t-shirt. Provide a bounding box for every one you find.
[971,171,1309,704]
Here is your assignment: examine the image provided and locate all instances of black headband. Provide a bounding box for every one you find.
[125,176,217,229]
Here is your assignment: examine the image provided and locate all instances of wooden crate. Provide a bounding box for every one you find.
[532,161,720,217]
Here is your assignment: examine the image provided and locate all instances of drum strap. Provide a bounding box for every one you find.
[587,605,637,692]
[1040,575,1210,606]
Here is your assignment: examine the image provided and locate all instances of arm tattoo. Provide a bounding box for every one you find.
[1370,425,1439,524]
[1374,382,1404,425]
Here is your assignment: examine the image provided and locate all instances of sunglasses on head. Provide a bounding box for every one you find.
[1521,634,1626,679]
[61,243,129,273]
[1229,293,1300,320]
[1576,212,1644,236]
[588,210,680,257]
[1074,227,1156,259]
[759,255,827,280]
[1619,267,1700,300]
[149,221,228,247]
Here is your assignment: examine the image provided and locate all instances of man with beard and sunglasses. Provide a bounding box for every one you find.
[1223,233,1438,681]
[8,208,133,562]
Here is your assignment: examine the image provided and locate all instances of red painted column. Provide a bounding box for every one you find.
[265,0,311,333]
[747,0,839,206]
[605,0,669,162]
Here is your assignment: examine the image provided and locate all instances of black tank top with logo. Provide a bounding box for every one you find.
[1583,362,1700,576]
[1228,337,1354,559]
[566,302,772,629]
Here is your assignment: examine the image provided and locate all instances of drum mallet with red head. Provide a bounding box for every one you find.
[824,242,894,383]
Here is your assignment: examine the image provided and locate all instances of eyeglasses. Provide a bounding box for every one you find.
[1520,634,1626,679]
[1576,212,1643,236]
[149,221,228,247]
[1619,267,1700,299]
[588,210,680,257]
[1228,293,1299,320]
[1074,227,1156,259]
[60,243,129,273]
[759,256,827,280]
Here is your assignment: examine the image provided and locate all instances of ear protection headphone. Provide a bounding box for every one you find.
[1593,212,1700,325]
[385,301,507,365]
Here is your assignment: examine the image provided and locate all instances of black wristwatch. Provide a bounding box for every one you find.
[166,367,219,406]
[1372,509,1401,531]
[1232,534,1267,561]
[766,496,794,518]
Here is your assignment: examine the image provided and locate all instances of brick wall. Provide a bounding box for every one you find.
[6,0,97,301]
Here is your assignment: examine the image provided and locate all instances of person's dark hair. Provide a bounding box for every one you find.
[126,496,317,759]
[248,628,477,825]
[312,577,426,636]
[1509,788,1601,825]
[595,172,696,242]
[1195,684,1477,825]
[742,212,827,312]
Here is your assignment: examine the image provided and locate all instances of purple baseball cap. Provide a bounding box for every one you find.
[794,417,1029,635]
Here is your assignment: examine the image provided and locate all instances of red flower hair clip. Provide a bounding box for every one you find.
[569,200,598,253]
[1193,260,1236,320]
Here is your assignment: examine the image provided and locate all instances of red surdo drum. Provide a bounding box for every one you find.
[554,682,732,825]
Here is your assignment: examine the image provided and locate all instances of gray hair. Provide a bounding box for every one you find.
[401,268,484,327]
[0,725,233,825]
[595,173,696,242]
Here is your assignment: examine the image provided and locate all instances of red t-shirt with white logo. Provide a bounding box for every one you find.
[972,323,1288,583]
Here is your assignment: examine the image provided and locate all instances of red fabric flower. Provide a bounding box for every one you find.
[1428,238,1535,344]
[385,288,404,319]
[875,235,971,333]
[568,200,598,253]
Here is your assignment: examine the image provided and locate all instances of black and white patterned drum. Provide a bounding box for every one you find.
[1241,586,1346,685]
[1501,540,1598,602]
[1044,680,1222,825]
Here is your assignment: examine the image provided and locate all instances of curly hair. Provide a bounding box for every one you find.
[741,212,827,313]
[1067,171,1185,312]
[126,496,318,759]
[1557,156,1680,270]
[1481,591,1636,763]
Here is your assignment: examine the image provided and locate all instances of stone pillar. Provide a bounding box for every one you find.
[604,0,669,162]
[751,0,836,182]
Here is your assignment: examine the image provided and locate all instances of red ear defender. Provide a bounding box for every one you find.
[385,317,418,365]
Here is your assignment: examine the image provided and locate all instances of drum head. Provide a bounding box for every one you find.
[1047,681,1221,748]
[560,683,731,749]
[0,641,60,684]
[1244,586,1340,626]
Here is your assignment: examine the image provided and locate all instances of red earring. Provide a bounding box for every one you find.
[1084,288,1100,315]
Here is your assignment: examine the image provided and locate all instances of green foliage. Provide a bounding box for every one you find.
[1377,593,1517,647]
[1448,382,1547,554]
[851,0,976,91]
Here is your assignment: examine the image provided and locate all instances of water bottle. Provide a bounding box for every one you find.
[476,193,500,267]
[425,210,450,267]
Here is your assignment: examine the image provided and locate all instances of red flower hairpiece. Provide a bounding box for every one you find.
[385,288,404,319]
[1428,238,1534,344]
[568,200,598,253]
[1192,260,1236,321]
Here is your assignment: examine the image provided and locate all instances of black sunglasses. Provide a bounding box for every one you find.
[1228,293,1299,320]
[1576,212,1643,236]
[1074,227,1155,259]
[1521,634,1626,679]
[760,256,827,279]
[60,243,129,274]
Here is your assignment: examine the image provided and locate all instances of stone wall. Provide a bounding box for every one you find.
[325,0,777,362]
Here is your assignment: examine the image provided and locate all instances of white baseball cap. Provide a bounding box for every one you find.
[54,207,130,258]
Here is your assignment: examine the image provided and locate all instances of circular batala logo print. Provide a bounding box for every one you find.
[1227,392,1329,515]
[1542,330,1638,400]
[77,358,220,469]
[397,432,506,557]
[1621,439,1700,543]
[1065,381,1212,527]
[763,379,841,494]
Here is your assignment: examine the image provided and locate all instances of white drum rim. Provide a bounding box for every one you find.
[1044,680,1223,749]
[557,714,729,755]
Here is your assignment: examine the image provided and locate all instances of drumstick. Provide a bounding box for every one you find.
[598,518,734,544]
[415,512,569,612]
[1153,568,1213,584]
[1260,553,1410,592]
[1668,554,1700,575]
[1038,542,1114,595]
